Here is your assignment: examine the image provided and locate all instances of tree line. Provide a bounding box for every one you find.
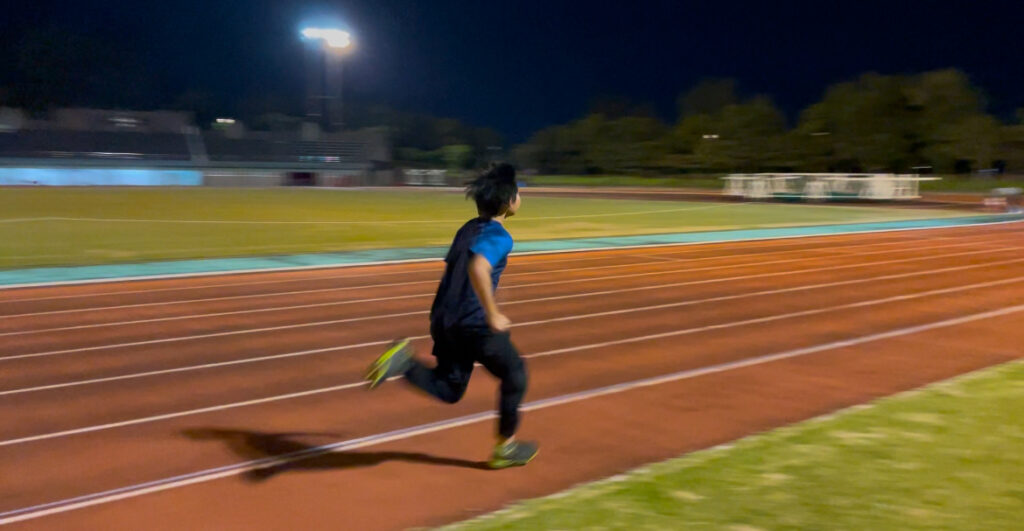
[513,72,1024,176]
[2,29,1021,177]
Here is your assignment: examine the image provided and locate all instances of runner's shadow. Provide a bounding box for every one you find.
[182,428,488,482]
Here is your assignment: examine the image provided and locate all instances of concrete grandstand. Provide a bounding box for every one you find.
[0,108,393,186]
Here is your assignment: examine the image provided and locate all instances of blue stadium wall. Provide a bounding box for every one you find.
[0,167,203,186]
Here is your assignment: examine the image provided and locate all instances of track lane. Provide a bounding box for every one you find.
[2,251,1023,514]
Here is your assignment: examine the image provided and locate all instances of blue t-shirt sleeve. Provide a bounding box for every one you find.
[470,226,513,266]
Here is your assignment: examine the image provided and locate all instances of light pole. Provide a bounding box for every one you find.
[301,27,353,132]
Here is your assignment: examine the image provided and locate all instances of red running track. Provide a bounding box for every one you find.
[1,222,1023,529]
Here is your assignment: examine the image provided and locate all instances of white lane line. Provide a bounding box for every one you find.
[0,237,1005,321]
[4,268,1023,446]
[0,246,827,319]
[5,256,1024,397]
[0,377,381,448]
[0,240,912,336]
[0,340,400,397]
[0,235,923,318]
[510,218,1024,261]
[524,275,1024,359]
[3,246,1017,361]
[0,244,744,303]
[2,217,1020,292]
[0,218,69,223]
[0,234,964,334]
[3,224,994,305]
[0,246,693,305]
[3,300,1023,525]
[0,297,434,337]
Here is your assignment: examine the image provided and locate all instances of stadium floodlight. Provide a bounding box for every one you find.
[301,25,353,131]
[301,27,352,49]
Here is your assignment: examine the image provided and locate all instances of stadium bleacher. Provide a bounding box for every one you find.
[0,107,391,186]
[0,130,191,160]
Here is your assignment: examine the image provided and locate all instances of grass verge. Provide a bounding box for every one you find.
[447,360,1024,530]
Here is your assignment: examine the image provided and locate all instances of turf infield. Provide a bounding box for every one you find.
[0,187,967,269]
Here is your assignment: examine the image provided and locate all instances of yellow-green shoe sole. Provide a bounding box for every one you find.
[488,448,539,469]
[366,339,411,389]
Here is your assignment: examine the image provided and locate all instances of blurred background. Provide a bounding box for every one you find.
[3,3,1024,529]
[0,0,1022,188]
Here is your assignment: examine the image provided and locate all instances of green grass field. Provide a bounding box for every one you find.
[0,187,968,269]
[448,361,1024,530]
[920,177,1024,193]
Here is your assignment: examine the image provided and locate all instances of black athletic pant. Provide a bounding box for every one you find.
[404,321,527,438]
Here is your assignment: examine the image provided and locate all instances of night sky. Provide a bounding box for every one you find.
[2,0,1022,140]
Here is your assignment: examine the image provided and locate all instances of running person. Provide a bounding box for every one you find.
[366,162,538,469]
